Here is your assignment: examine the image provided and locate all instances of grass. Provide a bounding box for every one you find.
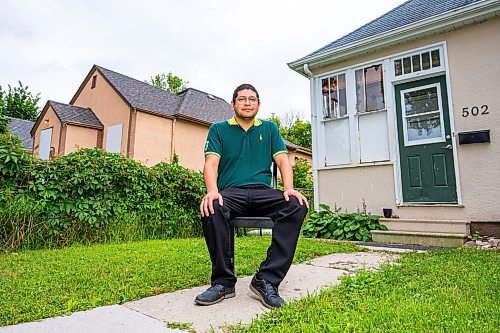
[232,248,500,333]
[0,236,358,326]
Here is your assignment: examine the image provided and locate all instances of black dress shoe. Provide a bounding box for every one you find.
[195,284,235,305]
[250,275,284,308]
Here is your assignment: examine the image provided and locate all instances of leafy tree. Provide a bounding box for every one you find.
[292,158,313,189]
[268,111,312,149]
[0,88,9,134]
[0,114,9,135]
[146,72,189,94]
[0,81,41,121]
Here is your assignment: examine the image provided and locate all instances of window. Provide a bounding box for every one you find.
[401,84,445,146]
[105,124,123,153]
[39,128,53,160]
[355,64,385,113]
[91,75,97,89]
[324,119,350,165]
[321,74,347,119]
[394,48,441,77]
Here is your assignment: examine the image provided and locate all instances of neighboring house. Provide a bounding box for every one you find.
[30,65,234,170]
[6,116,34,153]
[288,0,500,246]
[284,139,312,167]
[31,65,311,170]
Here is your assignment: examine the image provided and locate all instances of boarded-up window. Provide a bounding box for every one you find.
[358,111,390,162]
[106,124,123,153]
[324,119,350,166]
[39,128,53,160]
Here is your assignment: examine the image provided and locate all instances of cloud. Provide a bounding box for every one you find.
[0,0,406,119]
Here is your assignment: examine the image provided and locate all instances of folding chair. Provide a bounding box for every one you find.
[229,162,278,236]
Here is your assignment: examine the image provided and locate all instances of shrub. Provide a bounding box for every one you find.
[302,204,387,241]
[292,158,313,190]
[0,147,205,251]
[0,133,33,199]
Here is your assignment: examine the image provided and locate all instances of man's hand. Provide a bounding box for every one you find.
[283,189,309,209]
[200,191,224,217]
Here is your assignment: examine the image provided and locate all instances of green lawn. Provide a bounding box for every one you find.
[233,248,500,333]
[0,236,358,326]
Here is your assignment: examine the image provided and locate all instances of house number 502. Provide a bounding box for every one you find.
[462,105,489,117]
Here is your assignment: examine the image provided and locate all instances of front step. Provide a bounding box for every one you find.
[371,230,468,248]
[379,218,470,234]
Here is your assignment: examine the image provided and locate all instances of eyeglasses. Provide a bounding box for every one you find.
[236,97,259,104]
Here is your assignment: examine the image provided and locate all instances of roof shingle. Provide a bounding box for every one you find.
[6,116,34,150]
[96,66,233,124]
[297,0,483,62]
[175,88,233,124]
[49,101,103,128]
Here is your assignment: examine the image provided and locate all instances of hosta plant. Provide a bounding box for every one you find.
[302,204,388,242]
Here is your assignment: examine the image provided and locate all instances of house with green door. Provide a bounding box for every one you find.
[289,0,500,247]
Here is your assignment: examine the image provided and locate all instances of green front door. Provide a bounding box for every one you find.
[395,76,457,203]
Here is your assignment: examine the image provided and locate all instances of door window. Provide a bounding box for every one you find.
[400,83,445,146]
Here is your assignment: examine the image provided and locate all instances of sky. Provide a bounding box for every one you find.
[0,0,406,121]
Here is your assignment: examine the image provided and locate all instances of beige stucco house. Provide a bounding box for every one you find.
[289,0,500,246]
[31,65,312,170]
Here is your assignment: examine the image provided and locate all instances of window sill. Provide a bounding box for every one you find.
[321,115,348,122]
[319,160,393,171]
[355,109,387,117]
[397,203,464,208]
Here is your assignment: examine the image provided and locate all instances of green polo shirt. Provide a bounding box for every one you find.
[204,117,287,190]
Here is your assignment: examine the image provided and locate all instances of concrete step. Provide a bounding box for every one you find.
[379,218,470,234]
[371,230,468,248]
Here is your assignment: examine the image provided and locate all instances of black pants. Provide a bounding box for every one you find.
[202,186,308,288]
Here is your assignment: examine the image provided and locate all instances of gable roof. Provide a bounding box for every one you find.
[289,0,498,75]
[6,116,34,150]
[94,66,181,117]
[49,101,103,129]
[30,101,103,136]
[72,65,233,125]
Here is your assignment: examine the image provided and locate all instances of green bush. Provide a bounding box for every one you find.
[302,203,387,241]
[292,158,313,190]
[0,133,33,199]
[0,146,205,251]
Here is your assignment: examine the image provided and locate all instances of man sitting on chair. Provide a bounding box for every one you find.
[196,83,309,308]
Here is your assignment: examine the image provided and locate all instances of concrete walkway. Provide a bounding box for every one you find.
[0,247,407,333]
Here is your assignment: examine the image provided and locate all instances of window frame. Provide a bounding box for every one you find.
[321,73,348,120]
[317,62,390,168]
[400,82,446,147]
[354,63,386,114]
[391,47,445,81]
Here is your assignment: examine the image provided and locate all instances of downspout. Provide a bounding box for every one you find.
[303,63,313,77]
[304,63,320,211]
[171,118,177,162]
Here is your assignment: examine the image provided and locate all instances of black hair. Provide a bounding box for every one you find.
[232,83,259,103]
